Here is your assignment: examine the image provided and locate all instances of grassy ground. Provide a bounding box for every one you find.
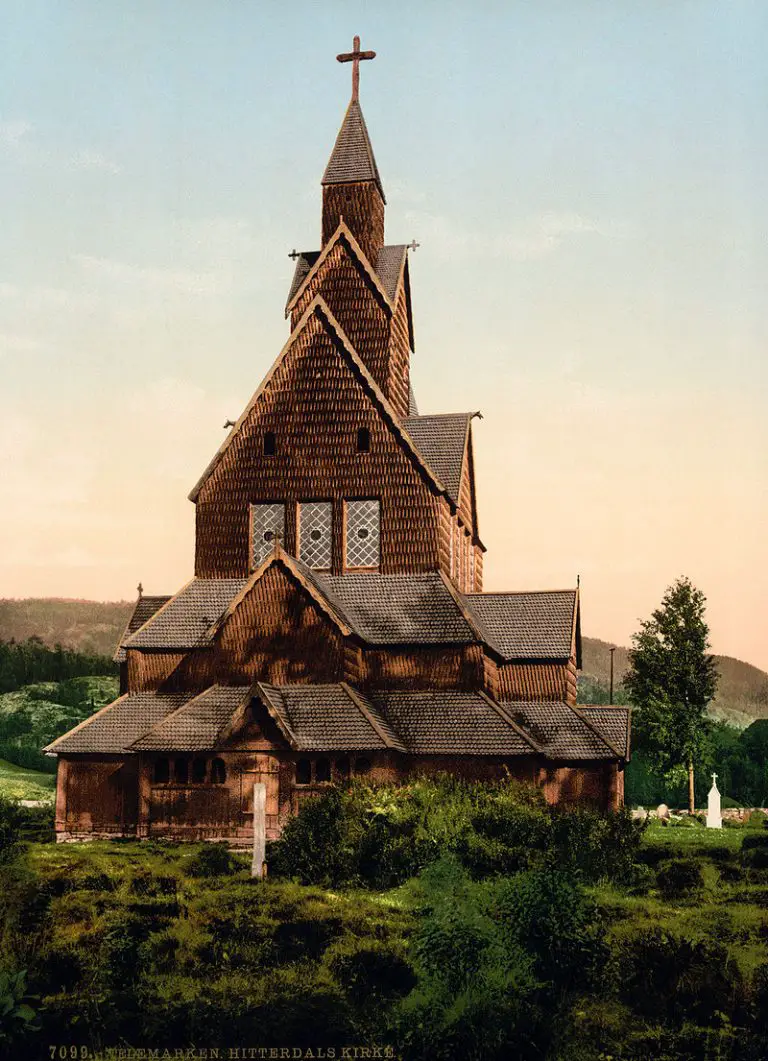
[0,758,55,801]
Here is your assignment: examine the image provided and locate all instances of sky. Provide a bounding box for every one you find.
[1,2,767,670]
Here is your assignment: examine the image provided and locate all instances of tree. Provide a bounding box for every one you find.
[625,577,718,813]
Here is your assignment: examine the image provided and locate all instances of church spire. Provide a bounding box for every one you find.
[321,35,385,261]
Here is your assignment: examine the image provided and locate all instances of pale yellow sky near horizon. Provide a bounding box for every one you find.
[1,5,767,672]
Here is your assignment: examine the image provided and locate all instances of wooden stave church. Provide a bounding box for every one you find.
[46,45,631,843]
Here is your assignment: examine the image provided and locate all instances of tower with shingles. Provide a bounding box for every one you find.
[45,47,630,844]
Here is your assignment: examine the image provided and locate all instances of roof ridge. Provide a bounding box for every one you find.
[285,219,393,317]
[567,702,623,758]
[465,588,578,597]
[477,691,543,754]
[255,682,300,748]
[121,579,197,649]
[341,682,403,751]
[189,295,450,504]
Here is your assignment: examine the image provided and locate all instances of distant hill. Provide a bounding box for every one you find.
[582,636,768,728]
[2,601,766,727]
[0,599,133,657]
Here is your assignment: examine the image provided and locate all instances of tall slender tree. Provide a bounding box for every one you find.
[625,577,719,813]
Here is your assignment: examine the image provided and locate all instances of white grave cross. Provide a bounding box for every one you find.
[706,772,722,829]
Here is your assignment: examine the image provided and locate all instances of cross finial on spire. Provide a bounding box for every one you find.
[336,35,376,102]
[137,582,143,599]
[407,239,420,252]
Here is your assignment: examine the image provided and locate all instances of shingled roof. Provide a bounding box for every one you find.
[369,690,539,756]
[130,686,253,752]
[122,579,248,651]
[258,683,405,752]
[501,701,617,760]
[579,705,631,760]
[44,693,191,755]
[315,571,477,645]
[322,99,385,201]
[464,591,578,659]
[402,414,470,505]
[114,595,171,662]
[286,243,406,311]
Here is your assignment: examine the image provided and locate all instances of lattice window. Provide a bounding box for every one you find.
[346,499,380,568]
[299,501,333,569]
[251,503,285,568]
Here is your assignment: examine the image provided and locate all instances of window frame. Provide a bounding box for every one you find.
[298,499,333,570]
[250,501,286,569]
[344,498,381,570]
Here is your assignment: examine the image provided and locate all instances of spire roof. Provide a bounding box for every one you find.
[322,99,386,203]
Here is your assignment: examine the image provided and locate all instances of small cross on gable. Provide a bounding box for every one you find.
[336,35,376,102]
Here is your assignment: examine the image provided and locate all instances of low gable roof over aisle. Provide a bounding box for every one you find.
[114,555,581,664]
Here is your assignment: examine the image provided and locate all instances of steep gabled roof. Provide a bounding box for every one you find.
[189,296,450,503]
[464,590,579,660]
[130,686,255,752]
[258,682,405,752]
[114,595,171,662]
[322,99,385,201]
[402,413,471,506]
[286,243,407,312]
[44,692,191,755]
[122,578,247,651]
[285,220,393,316]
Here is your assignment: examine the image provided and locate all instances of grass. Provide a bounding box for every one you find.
[0,758,55,801]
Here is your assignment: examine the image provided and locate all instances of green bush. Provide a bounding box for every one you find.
[269,777,646,889]
[184,843,237,878]
[324,938,416,1003]
[494,868,607,989]
[655,858,704,899]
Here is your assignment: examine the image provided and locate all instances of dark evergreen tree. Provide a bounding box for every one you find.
[625,577,718,813]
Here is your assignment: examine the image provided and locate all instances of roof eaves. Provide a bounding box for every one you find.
[256,682,300,749]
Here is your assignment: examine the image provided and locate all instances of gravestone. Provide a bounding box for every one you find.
[707,773,722,829]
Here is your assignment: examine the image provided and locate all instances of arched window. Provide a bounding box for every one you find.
[335,757,351,781]
[154,758,170,784]
[174,758,189,784]
[192,758,207,784]
[211,758,226,784]
[263,431,276,456]
[354,757,372,777]
[296,759,311,785]
[356,427,370,453]
[315,757,331,783]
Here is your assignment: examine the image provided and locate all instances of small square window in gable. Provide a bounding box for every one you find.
[299,501,332,569]
[346,499,380,569]
[251,503,285,568]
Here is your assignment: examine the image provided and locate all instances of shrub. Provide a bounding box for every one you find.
[494,869,607,989]
[655,858,704,899]
[268,786,359,886]
[616,926,741,1023]
[184,843,237,878]
[747,811,768,829]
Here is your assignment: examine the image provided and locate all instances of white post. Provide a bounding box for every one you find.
[251,782,267,878]
[707,772,722,829]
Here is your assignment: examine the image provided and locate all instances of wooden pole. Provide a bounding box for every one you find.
[251,782,266,879]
